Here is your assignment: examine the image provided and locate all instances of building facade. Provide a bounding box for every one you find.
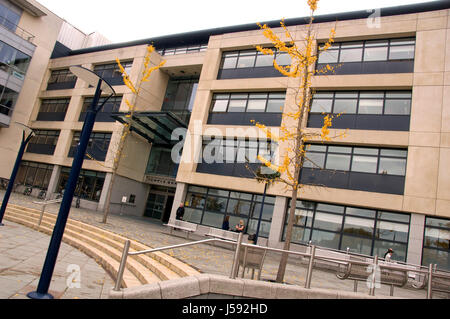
[1,0,449,270]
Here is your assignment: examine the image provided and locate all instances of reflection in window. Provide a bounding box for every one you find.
[283,199,410,261]
[183,185,275,237]
[317,37,415,64]
[423,217,450,270]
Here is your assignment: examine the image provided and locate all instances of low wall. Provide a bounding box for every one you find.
[109,274,397,299]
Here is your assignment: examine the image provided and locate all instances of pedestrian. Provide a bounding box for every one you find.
[235,219,245,233]
[222,215,230,230]
[176,203,185,220]
[384,248,394,262]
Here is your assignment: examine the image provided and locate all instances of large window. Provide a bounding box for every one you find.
[0,2,21,32]
[301,144,407,194]
[184,185,275,237]
[93,61,132,86]
[196,138,278,178]
[283,199,410,261]
[218,48,291,79]
[0,84,18,116]
[316,38,415,75]
[68,132,111,162]
[79,96,122,122]
[58,167,105,202]
[208,92,285,126]
[161,77,198,124]
[0,40,31,74]
[422,217,450,271]
[308,91,412,131]
[16,161,53,190]
[47,69,77,90]
[146,146,178,177]
[26,130,60,155]
[157,44,207,55]
[37,98,70,121]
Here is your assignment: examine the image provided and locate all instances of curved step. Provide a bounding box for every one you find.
[6,204,199,278]
[4,212,141,288]
[3,204,201,288]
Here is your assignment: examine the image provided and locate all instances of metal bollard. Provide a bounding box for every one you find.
[230,232,243,279]
[305,245,316,289]
[426,264,433,299]
[114,240,130,291]
[369,255,378,296]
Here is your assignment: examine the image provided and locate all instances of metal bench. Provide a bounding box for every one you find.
[336,255,408,296]
[237,245,267,280]
[413,266,450,296]
[205,228,239,242]
[163,219,198,238]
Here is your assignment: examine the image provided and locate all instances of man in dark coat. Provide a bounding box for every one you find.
[176,203,185,220]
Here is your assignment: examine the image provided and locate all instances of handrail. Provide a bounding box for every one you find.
[113,237,237,291]
[113,232,450,299]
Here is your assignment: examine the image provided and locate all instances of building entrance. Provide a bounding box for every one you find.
[143,185,175,221]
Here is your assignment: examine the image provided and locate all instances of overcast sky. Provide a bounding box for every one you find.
[37,0,439,43]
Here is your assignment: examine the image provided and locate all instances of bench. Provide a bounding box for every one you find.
[413,268,450,296]
[237,245,267,280]
[336,255,408,296]
[205,228,239,242]
[163,219,198,238]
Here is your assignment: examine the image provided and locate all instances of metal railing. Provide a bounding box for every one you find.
[32,198,62,227]
[114,232,450,299]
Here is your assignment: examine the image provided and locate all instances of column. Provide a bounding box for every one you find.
[268,196,287,249]
[46,165,61,199]
[97,172,112,211]
[406,213,425,266]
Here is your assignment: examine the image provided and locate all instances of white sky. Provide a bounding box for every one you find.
[37,0,439,43]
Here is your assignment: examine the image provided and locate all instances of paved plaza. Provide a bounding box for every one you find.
[0,190,448,299]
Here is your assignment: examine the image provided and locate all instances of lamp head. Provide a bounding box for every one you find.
[69,66,115,95]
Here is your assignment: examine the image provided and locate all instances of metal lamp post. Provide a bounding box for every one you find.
[27,66,115,299]
[0,123,35,226]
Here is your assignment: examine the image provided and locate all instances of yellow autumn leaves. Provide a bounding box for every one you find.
[252,0,340,187]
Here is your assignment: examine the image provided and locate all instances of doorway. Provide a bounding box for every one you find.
[143,185,175,221]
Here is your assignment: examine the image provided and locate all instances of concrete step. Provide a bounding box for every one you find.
[7,203,200,278]
[4,211,141,288]
[3,205,199,288]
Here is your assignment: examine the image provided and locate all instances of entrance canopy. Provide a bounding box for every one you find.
[111,111,187,146]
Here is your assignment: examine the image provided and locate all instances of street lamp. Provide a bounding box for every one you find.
[27,66,115,299]
[0,122,35,226]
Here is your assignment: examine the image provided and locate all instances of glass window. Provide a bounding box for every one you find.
[310,230,340,249]
[341,235,372,255]
[247,99,266,112]
[373,240,407,262]
[351,155,377,173]
[184,208,202,224]
[228,100,246,112]
[389,45,415,60]
[318,50,338,64]
[185,193,205,209]
[343,216,374,237]
[363,46,388,61]
[304,152,326,169]
[384,99,411,115]
[314,212,343,232]
[311,99,332,113]
[255,53,273,67]
[205,196,227,213]
[236,55,255,68]
[346,207,376,218]
[212,100,228,112]
[339,48,363,62]
[266,99,284,113]
[378,157,406,175]
[326,154,351,171]
[380,149,407,158]
[358,99,383,114]
[378,211,410,223]
[375,221,409,243]
[275,52,291,66]
[333,99,357,114]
